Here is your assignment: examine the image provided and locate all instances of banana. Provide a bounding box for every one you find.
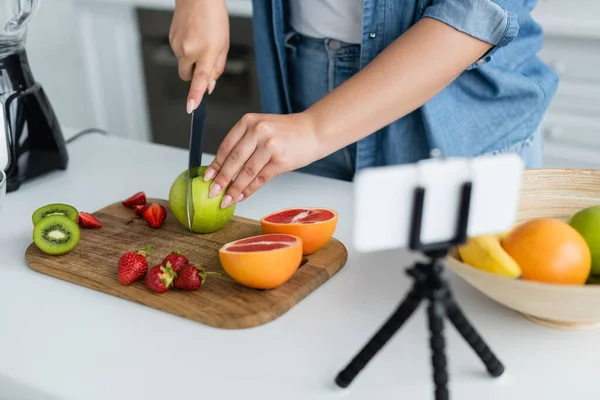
[458,234,521,278]
[497,229,511,241]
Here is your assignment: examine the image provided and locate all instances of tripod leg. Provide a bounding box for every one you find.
[335,282,426,388]
[427,298,449,400]
[445,294,505,377]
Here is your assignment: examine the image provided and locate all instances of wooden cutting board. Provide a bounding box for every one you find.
[24,199,348,329]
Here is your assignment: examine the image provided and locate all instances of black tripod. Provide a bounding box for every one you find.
[334,182,505,400]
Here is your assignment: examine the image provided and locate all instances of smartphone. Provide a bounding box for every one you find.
[352,153,524,253]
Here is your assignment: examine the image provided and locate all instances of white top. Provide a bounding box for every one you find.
[289,0,363,44]
[2,128,600,399]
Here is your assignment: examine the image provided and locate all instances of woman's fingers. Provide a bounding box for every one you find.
[209,50,228,94]
[178,57,195,82]
[220,150,272,208]
[240,164,279,200]
[204,114,255,181]
[186,57,216,113]
[208,135,258,200]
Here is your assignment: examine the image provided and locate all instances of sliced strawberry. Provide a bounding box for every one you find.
[133,204,148,216]
[122,191,146,208]
[142,203,167,228]
[78,212,102,228]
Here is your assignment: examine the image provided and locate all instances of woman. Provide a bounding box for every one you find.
[169,0,558,209]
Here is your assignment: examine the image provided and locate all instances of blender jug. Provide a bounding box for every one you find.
[1,0,40,57]
[1,0,68,192]
[1,0,40,173]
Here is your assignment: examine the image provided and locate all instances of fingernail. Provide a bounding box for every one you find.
[204,168,216,181]
[209,183,222,198]
[220,194,232,208]
[235,193,244,203]
[208,80,216,95]
[186,99,195,114]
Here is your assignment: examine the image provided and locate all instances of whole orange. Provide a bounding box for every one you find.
[501,218,591,285]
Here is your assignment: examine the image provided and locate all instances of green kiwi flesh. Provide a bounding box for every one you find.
[32,203,79,225]
[33,215,81,255]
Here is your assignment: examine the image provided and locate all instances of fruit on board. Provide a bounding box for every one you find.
[32,203,79,226]
[219,233,303,289]
[169,166,236,233]
[173,264,211,290]
[118,245,152,285]
[568,205,600,276]
[502,218,591,285]
[161,250,189,273]
[457,234,521,279]
[122,191,147,208]
[145,263,176,293]
[260,208,338,255]
[497,229,512,241]
[33,215,81,255]
[78,212,102,229]
[587,275,600,285]
[133,204,148,216]
[142,203,167,228]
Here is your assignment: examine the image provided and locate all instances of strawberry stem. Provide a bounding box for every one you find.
[160,262,176,285]
[171,250,183,255]
[138,245,152,255]
[198,270,222,284]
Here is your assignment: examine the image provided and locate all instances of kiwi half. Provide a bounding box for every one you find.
[33,215,81,255]
[32,203,79,226]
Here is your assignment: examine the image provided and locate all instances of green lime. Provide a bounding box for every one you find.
[568,205,600,276]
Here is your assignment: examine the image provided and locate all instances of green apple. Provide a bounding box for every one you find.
[169,166,236,233]
[568,205,600,276]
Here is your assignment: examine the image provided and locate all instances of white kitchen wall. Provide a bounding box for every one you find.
[26,0,94,130]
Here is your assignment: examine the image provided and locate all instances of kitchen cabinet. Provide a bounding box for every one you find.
[532,0,600,168]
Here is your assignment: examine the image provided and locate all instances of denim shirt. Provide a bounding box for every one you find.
[250,0,559,170]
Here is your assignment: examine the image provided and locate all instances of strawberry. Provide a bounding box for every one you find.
[161,250,189,273]
[117,245,152,285]
[145,262,176,293]
[174,264,221,291]
[173,264,205,290]
[142,203,167,228]
[122,191,146,208]
[78,212,102,228]
[133,204,148,215]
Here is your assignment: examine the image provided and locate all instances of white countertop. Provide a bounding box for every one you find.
[2,130,600,400]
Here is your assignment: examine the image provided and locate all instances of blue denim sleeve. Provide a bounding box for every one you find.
[421,0,522,69]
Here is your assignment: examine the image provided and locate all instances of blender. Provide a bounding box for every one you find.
[1,0,68,192]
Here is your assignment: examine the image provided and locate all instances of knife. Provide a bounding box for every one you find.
[186,100,207,232]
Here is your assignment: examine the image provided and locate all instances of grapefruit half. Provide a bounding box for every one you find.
[219,234,303,289]
[260,208,338,255]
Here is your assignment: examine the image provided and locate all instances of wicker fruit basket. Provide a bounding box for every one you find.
[447,168,600,330]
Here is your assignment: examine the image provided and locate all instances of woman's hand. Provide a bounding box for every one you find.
[203,112,322,208]
[169,0,229,113]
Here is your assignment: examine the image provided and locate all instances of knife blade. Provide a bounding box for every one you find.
[186,100,207,231]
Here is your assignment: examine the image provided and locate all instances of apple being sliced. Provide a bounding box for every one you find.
[168,166,236,233]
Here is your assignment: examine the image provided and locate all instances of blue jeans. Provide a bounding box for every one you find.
[285,31,544,181]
